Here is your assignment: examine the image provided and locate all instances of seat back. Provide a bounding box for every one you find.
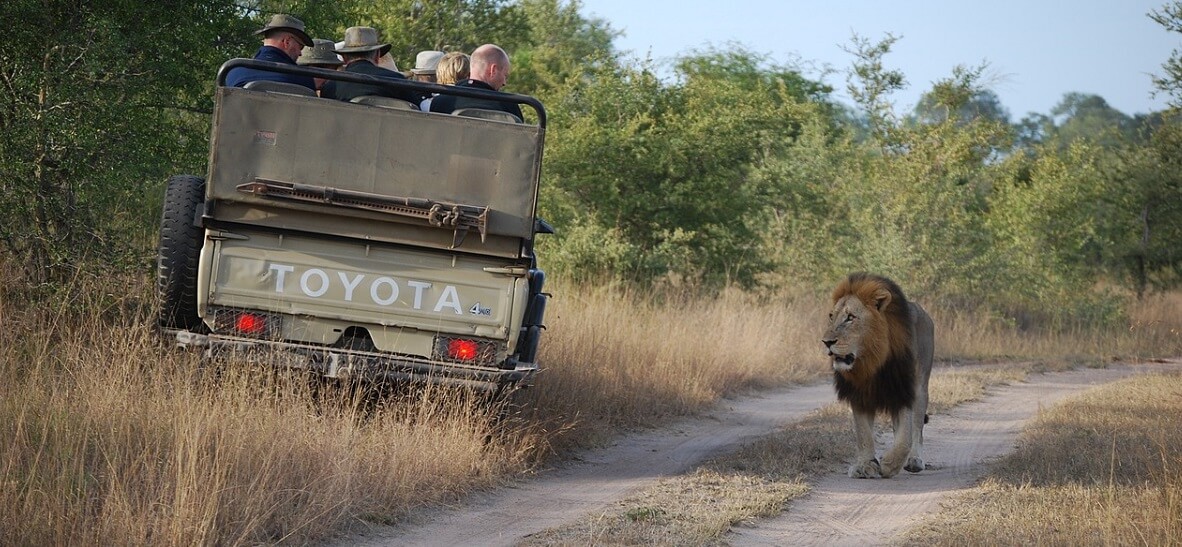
[452,108,522,124]
[351,95,419,110]
[242,80,317,97]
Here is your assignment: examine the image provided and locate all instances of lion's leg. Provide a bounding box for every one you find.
[907,302,935,474]
[905,385,929,473]
[881,407,914,478]
[848,409,881,478]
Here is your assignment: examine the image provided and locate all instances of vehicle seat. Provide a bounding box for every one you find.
[242,80,317,97]
[350,95,419,110]
[452,108,523,124]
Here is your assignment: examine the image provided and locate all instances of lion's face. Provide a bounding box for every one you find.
[822,294,887,374]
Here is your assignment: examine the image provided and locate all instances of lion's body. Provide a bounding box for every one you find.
[822,273,934,478]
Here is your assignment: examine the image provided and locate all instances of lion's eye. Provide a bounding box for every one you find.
[845,313,855,323]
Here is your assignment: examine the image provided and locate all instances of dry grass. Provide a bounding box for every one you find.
[520,284,829,451]
[929,291,1182,363]
[0,272,529,545]
[899,371,1182,546]
[2,259,1180,544]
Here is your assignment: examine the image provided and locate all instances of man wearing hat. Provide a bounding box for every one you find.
[410,50,445,83]
[225,14,316,90]
[320,27,423,104]
[297,39,343,94]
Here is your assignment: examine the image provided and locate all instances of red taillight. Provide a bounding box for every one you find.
[234,313,267,335]
[447,339,480,361]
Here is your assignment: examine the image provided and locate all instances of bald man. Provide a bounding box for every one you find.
[428,44,523,121]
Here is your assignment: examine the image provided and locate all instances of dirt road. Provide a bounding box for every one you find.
[339,360,1180,547]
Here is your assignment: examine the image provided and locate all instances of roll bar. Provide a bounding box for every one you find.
[215,58,547,128]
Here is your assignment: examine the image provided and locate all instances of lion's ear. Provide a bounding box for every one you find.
[873,289,892,311]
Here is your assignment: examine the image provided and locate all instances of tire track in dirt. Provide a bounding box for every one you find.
[336,382,836,547]
[331,360,1180,547]
[726,360,1182,546]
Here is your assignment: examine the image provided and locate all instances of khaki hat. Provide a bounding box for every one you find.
[334,26,392,56]
[255,14,313,47]
[297,39,343,67]
[412,50,445,75]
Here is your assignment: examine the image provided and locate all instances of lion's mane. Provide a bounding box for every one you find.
[831,272,917,415]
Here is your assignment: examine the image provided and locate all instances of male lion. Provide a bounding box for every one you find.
[821,272,934,478]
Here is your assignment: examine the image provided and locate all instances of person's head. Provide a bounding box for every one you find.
[436,52,469,86]
[469,44,510,90]
[411,50,445,83]
[256,14,313,62]
[297,39,343,91]
[335,26,391,65]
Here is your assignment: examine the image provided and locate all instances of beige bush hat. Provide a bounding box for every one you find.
[334,26,392,56]
[297,39,343,67]
[412,50,445,75]
[255,14,313,47]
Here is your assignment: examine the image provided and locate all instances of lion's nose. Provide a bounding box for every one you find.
[822,338,836,349]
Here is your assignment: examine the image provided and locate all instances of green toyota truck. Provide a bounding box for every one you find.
[156,59,550,392]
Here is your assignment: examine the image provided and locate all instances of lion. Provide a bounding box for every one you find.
[821,272,935,478]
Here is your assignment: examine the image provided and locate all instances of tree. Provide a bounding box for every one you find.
[539,47,828,287]
[0,0,248,283]
[347,0,529,72]
[510,0,619,100]
[1151,1,1182,108]
[913,71,1010,127]
[843,33,907,147]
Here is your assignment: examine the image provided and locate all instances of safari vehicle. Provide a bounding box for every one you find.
[156,59,550,392]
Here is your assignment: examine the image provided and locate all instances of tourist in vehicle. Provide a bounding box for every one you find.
[410,50,445,83]
[225,14,316,90]
[320,27,423,104]
[420,52,469,111]
[296,39,344,94]
[436,52,470,86]
[428,44,522,120]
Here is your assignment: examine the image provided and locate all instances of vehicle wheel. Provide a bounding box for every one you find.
[157,174,206,331]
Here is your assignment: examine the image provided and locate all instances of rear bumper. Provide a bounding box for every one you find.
[168,329,537,390]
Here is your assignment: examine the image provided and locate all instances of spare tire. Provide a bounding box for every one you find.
[157,175,206,331]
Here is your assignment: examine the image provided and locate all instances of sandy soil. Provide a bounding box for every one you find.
[334,360,1181,547]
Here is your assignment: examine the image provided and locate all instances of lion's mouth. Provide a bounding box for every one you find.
[830,352,855,371]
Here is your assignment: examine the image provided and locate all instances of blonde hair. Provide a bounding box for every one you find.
[436,52,470,85]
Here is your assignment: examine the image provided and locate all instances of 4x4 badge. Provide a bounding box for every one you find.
[469,303,492,316]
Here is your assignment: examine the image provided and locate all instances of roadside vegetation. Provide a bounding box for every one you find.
[4,0,1182,544]
[2,264,1180,545]
[899,371,1182,546]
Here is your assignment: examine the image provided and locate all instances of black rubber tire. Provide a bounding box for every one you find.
[524,292,547,327]
[157,174,206,331]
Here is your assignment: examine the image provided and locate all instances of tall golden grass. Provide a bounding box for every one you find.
[900,371,1182,546]
[0,272,525,545]
[2,261,1179,544]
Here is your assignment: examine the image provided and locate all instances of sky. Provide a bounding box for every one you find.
[579,0,1179,119]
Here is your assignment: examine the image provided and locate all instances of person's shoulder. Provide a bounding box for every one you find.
[352,61,405,80]
[320,80,339,99]
[429,93,456,113]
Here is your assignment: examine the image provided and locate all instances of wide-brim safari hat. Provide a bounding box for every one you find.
[334,26,391,56]
[297,38,343,67]
[254,14,313,47]
[412,50,445,75]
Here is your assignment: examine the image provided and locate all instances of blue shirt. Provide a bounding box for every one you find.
[225,46,315,90]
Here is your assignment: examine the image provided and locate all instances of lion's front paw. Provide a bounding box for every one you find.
[904,456,925,473]
[848,458,881,479]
